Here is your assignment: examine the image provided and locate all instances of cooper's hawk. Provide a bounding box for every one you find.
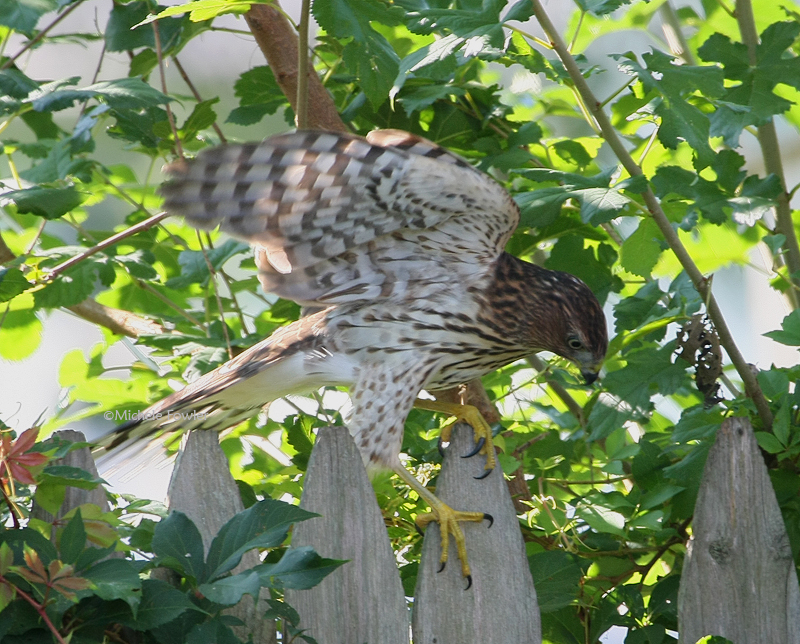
[102,129,608,583]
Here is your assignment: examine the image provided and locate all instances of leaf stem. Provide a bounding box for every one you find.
[171,56,228,144]
[152,21,183,159]
[528,0,774,429]
[0,575,67,644]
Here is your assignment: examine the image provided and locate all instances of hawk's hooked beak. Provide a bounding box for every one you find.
[581,369,600,386]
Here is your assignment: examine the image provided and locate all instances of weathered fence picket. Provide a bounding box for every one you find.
[167,431,277,644]
[285,425,409,644]
[55,412,800,643]
[413,423,541,643]
[678,416,800,644]
[31,430,111,537]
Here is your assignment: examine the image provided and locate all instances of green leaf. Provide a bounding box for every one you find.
[0,307,43,361]
[105,1,184,52]
[574,503,626,536]
[197,570,260,605]
[0,268,31,303]
[620,217,662,278]
[130,579,200,630]
[755,431,785,454]
[764,309,800,346]
[528,551,582,612]
[165,240,250,289]
[180,98,219,141]
[84,558,142,615]
[187,617,241,644]
[34,262,102,309]
[0,0,56,35]
[6,186,87,219]
[205,499,319,581]
[773,400,791,448]
[314,0,402,108]
[254,546,344,589]
[152,511,206,582]
[699,22,800,126]
[59,509,87,564]
[137,0,252,24]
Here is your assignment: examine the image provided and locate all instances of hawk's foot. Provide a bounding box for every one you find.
[413,400,497,477]
[393,465,492,588]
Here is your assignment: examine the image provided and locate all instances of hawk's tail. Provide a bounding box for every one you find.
[96,310,351,454]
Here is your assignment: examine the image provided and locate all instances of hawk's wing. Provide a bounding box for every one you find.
[160,130,519,306]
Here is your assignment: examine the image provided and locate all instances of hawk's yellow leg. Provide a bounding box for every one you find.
[413,400,497,475]
[392,465,490,583]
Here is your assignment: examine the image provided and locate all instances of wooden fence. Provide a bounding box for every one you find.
[38,416,800,643]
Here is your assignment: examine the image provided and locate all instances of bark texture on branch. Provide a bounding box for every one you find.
[245,3,348,133]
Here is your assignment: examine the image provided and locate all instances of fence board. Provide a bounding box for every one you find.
[678,417,800,644]
[413,423,541,643]
[286,425,409,644]
[167,430,276,644]
[31,430,111,535]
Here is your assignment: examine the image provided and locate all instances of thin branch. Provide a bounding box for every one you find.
[171,56,227,143]
[659,1,696,65]
[0,576,67,644]
[529,0,774,430]
[0,1,84,70]
[527,355,586,425]
[152,22,183,158]
[44,212,169,281]
[0,233,15,264]
[735,0,800,310]
[295,0,311,129]
[198,232,233,358]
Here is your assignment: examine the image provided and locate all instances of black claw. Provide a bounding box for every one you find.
[483,513,494,528]
[464,574,473,591]
[415,523,425,537]
[437,561,446,574]
[462,436,485,459]
[437,436,446,457]
[474,467,492,480]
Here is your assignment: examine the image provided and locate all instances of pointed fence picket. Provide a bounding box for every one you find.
[678,417,800,644]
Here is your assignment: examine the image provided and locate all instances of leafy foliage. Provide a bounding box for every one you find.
[2,0,800,642]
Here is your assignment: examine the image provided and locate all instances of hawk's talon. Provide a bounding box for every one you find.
[464,574,473,591]
[414,400,498,475]
[397,466,487,585]
[474,467,492,481]
[462,436,485,459]
[483,512,494,528]
[415,523,425,537]
[437,561,446,574]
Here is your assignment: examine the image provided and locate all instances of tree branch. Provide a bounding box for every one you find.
[529,0,774,429]
[67,299,163,338]
[244,1,348,133]
[735,0,800,309]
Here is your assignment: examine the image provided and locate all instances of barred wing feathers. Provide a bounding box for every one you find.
[160,130,520,306]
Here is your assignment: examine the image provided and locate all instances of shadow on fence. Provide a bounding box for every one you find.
[41,415,798,643]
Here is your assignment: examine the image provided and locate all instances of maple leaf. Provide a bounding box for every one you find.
[0,427,48,487]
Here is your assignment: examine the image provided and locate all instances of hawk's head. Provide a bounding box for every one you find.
[494,254,608,384]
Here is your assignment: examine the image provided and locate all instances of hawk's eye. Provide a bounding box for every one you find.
[567,336,584,350]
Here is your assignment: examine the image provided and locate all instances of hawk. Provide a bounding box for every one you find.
[102,129,608,583]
